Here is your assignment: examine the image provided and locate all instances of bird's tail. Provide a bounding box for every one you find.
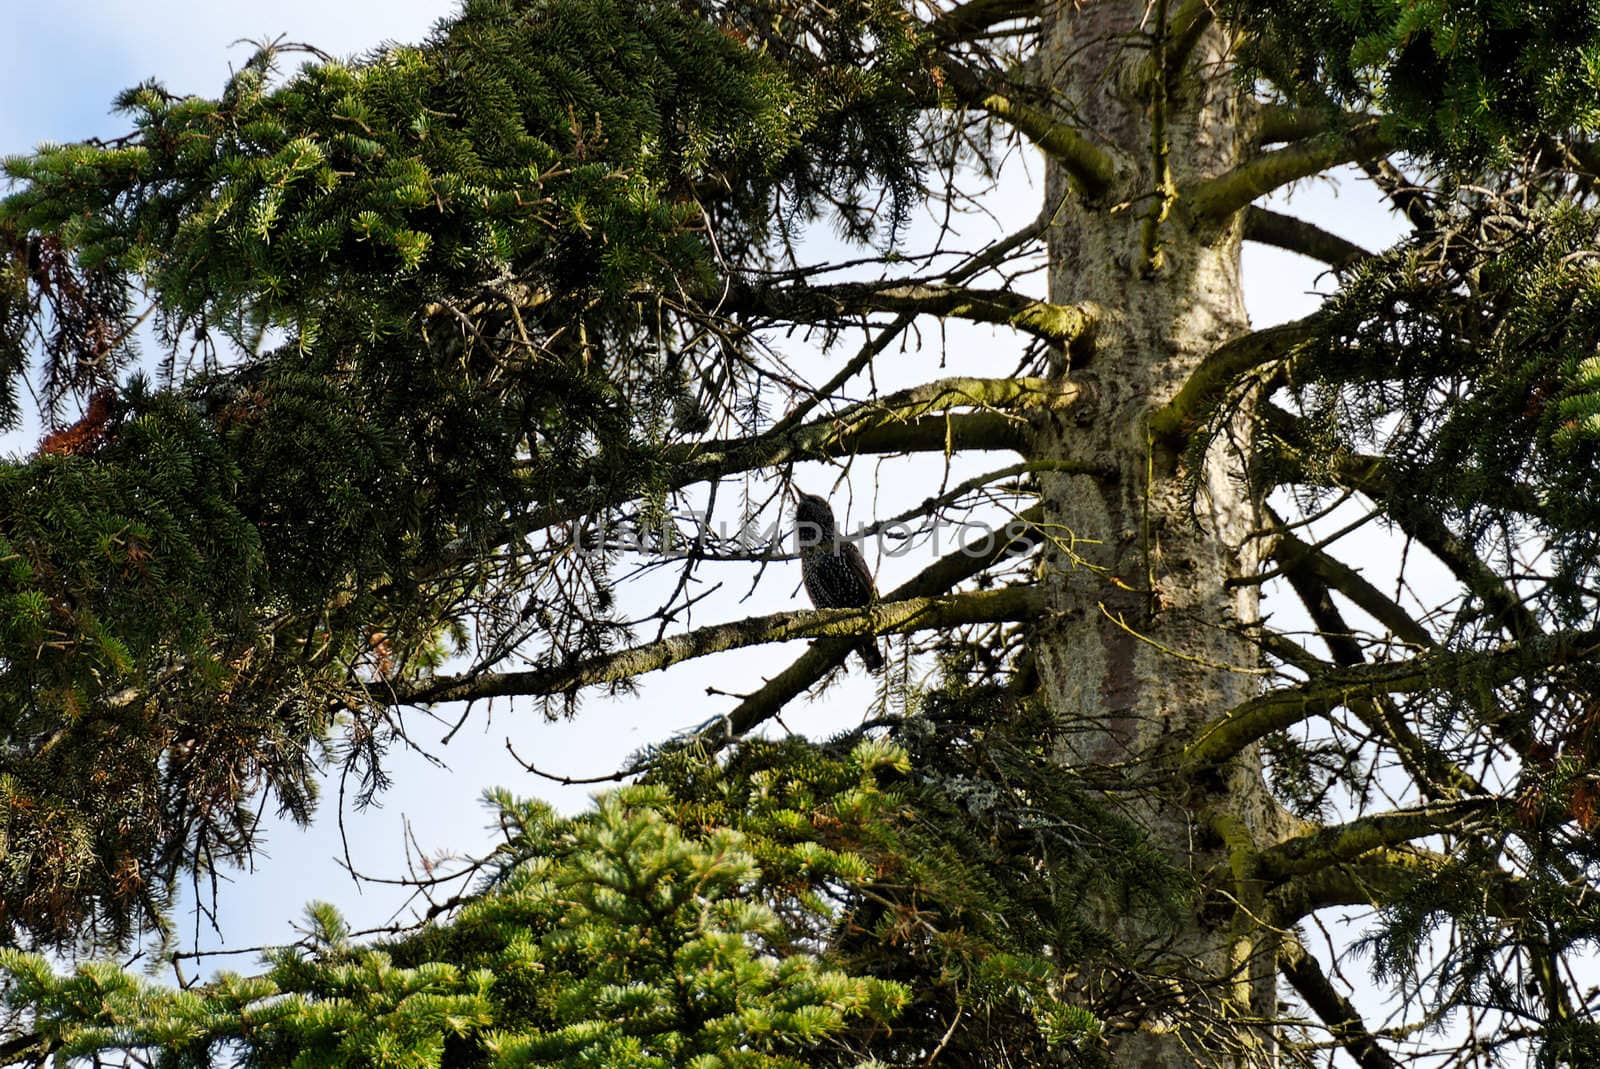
[857,638,885,672]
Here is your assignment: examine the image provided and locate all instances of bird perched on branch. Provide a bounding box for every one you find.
[792,487,884,672]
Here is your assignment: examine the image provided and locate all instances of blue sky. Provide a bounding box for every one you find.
[1,0,1411,983]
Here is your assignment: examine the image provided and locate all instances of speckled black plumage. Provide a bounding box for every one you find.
[793,489,884,671]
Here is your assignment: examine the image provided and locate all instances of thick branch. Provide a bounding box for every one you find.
[1256,104,1332,145]
[1280,937,1402,1069]
[401,587,1047,703]
[732,280,1097,346]
[1268,843,1535,926]
[941,61,1119,198]
[1147,315,1320,442]
[930,0,1037,42]
[1253,799,1498,882]
[510,376,1065,537]
[1187,123,1392,221]
[681,375,1071,475]
[1243,206,1372,269]
[1269,526,1432,649]
[1182,628,1600,775]
[1268,846,1444,922]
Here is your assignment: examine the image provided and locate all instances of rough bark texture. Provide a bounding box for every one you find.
[1034,5,1288,1064]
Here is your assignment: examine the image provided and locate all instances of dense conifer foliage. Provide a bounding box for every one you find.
[5,0,1600,1065]
[0,0,921,947]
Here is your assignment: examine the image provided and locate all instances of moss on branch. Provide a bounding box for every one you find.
[1267,846,1447,922]
[1252,799,1498,881]
[1182,628,1600,775]
[1147,315,1320,442]
[977,92,1120,197]
[735,281,1098,346]
[1255,104,1332,145]
[402,586,1047,702]
[1187,123,1392,220]
[940,62,1119,198]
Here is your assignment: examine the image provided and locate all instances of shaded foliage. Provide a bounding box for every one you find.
[1227,0,1600,162]
[0,685,1192,1069]
[0,785,906,1069]
[1284,197,1600,616]
[0,0,929,949]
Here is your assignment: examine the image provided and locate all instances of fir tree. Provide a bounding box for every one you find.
[4,0,1600,1066]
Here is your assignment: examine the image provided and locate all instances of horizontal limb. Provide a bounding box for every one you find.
[730,279,1097,347]
[1252,798,1499,881]
[400,586,1047,704]
[1182,626,1600,775]
[1187,123,1392,221]
[1243,206,1371,268]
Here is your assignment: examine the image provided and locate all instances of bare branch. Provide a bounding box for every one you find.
[1243,206,1372,269]
[1280,936,1403,1069]
[930,0,1038,42]
[1268,431,1544,646]
[510,376,1070,538]
[1268,524,1433,649]
[681,375,1073,472]
[1269,532,1482,800]
[732,279,1098,346]
[1182,628,1600,775]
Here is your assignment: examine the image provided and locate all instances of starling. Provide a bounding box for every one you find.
[792,488,884,671]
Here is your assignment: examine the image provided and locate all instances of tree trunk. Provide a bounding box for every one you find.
[1034,4,1288,1064]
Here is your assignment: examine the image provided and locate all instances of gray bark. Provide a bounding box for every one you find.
[1034,4,1289,1064]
